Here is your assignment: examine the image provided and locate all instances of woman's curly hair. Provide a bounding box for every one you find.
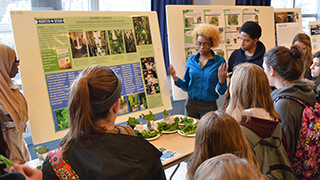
[192,24,221,48]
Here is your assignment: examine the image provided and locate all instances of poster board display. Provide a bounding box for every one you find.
[274,8,302,48]
[166,5,275,101]
[309,21,320,54]
[10,11,171,144]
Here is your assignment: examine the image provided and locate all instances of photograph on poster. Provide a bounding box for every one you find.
[127,94,140,112]
[185,47,197,61]
[143,68,158,85]
[138,92,147,110]
[86,30,109,57]
[54,108,70,131]
[69,31,88,58]
[275,12,299,23]
[207,16,219,26]
[218,27,224,44]
[107,29,125,55]
[141,57,155,70]
[185,18,192,27]
[119,96,129,115]
[133,16,152,45]
[57,48,71,70]
[227,14,239,26]
[146,83,160,96]
[123,29,137,53]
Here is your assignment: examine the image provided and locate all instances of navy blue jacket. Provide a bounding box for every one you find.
[228,41,266,73]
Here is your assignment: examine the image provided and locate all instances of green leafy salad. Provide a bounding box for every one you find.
[180,124,197,135]
[139,111,158,121]
[0,155,14,168]
[179,116,194,125]
[127,117,140,126]
[33,145,50,154]
[163,109,169,116]
[157,117,179,132]
[140,129,161,139]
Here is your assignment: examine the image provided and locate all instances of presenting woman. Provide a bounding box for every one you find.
[169,24,229,119]
[0,44,31,164]
[42,65,165,180]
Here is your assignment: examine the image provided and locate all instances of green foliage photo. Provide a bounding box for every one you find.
[209,16,219,26]
[108,30,125,55]
[133,16,152,45]
[55,108,70,130]
[124,29,137,53]
[228,15,239,25]
[128,94,139,111]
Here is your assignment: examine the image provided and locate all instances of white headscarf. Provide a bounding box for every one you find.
[0,44,28,134]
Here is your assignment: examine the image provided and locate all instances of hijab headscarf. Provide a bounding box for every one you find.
[0,44,28,135]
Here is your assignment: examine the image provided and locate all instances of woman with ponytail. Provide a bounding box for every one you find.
[42,65,165,180]
[263,45,316,158]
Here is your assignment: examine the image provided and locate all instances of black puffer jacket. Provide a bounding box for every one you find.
[42,133,166,180]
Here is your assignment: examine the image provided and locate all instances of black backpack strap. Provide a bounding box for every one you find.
[274,96,306,107]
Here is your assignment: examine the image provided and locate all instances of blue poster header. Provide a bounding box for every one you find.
[36,18,65,24]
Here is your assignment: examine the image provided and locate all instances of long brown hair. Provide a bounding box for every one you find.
[226,63,281,122]
[292,33,313,78]
[59,65,118,159]
[187,111,258,180]
[264,45,304,82]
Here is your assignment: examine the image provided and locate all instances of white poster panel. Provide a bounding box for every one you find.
[309,21,320,54]
[274,8,303,48]
[10,11,171,144]
[167,5,274,101]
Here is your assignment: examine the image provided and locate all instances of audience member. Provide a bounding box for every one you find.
[226,63,294,179]
[42,65,165,179]
[264,45,316,158]
[194,153,266,180]
[310,50,320,102]
[187,110,261,180]
[292,33,313,79]
[0,44,30,163]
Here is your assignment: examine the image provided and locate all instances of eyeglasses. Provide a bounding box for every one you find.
[15,58,20,64]
[197,42,211,48]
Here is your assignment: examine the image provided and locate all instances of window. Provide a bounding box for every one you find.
[271,0,319,34]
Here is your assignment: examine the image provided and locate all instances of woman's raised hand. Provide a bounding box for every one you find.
[168,64,178,82]
[218,63,232,85]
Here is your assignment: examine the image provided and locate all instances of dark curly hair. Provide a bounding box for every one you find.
[239,21,262,40]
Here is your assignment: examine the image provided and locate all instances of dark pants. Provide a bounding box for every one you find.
[184,97,217,119]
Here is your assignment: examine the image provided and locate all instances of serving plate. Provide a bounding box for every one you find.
[146,133,161,141]
[178,130,196,137]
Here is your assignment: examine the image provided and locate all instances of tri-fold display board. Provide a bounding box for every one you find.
[166,5,276,101]
[10,11,171,144]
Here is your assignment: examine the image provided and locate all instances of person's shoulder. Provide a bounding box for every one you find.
[214,54,225,62]
[229,49,242,59]
[256,41,266,51]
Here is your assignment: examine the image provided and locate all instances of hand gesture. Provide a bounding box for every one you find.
[168,64,178,82]
[10,164,43,180]
[218,63,232,85]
